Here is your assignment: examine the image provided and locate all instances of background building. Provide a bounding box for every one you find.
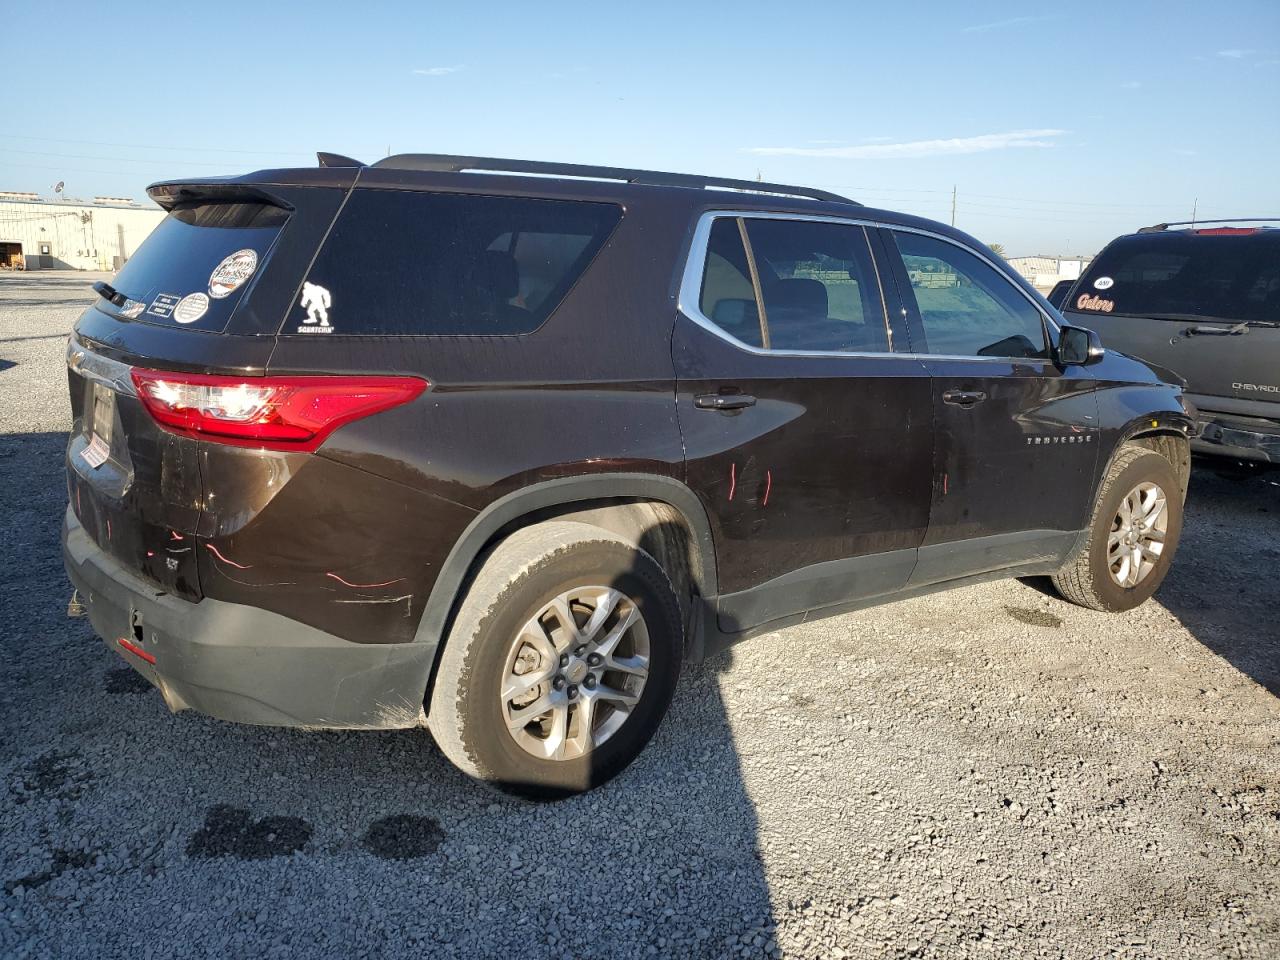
[0,193,165,271]
[1006,255,1093,292]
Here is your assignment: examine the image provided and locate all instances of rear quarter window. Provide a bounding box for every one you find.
[286,190,622,336]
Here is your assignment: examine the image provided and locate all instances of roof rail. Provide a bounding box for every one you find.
[1137,217,1280,233]
[368,153,858,205]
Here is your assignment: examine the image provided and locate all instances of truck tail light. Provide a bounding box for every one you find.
[130,369,427,452]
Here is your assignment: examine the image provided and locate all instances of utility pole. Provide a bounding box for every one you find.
[1190,197,1198,227]
[951,185,957,227]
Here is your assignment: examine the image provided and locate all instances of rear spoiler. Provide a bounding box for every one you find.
[147,182,296,211]
[147,166,361,210]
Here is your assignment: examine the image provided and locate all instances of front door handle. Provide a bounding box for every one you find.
[695,393,757,411]
[942,389,987,407]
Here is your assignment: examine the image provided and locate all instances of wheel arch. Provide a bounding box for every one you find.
[1121,429,1193,499]
[413,474,718,696]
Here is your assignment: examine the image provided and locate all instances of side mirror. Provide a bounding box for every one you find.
[1057,325,1105,366]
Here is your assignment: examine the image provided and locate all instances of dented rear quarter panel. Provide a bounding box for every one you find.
[243,181,692,644]
[195,446,476,644]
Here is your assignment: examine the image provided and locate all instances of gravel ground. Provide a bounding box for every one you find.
[1,271,1278,959]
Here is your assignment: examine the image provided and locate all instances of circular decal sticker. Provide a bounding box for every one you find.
[1093,276,1114,290]
[173,292,210,324]
[208,248,259,299]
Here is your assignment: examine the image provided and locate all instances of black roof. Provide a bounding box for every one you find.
[326,151,858,206]
[147,151,1009,270]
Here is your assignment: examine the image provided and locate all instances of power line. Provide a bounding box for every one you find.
[0,159,174,178]
[0,146,288,168]
[820,184,1178,210]
[1,133,324,157]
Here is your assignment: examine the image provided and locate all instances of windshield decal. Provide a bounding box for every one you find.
[146,293,181,319]
[1076,293,1115,313]
[1093,276,1114,290]
[208,249,259,299]
[173,292,210,324]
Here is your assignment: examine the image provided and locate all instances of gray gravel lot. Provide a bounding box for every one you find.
[2,271,1278,959]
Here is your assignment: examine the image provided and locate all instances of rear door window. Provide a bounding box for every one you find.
[696,215,890,353]
[288,190,621,336]
[100,202,288,333]
[1072,231,1280,323]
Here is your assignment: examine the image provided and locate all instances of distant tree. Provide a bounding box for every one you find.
[988,242,1007,258]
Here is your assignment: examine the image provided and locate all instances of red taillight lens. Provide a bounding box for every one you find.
[130,370,427,451]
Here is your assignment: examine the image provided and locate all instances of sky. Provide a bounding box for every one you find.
[2,0,1278,256]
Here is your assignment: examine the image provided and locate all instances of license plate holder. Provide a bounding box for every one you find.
[82,383,115,469]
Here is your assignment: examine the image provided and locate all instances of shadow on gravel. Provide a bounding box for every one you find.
[1,427,777,958]
[1155,461,1280,696]
[1020,460,1279,697]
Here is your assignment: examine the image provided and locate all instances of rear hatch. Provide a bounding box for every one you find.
[67,175,351,599]
[1063,228,1280,409]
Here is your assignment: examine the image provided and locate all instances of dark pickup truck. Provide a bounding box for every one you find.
[1062,220,1280,463]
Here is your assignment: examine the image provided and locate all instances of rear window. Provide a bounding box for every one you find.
[1072,231,1280,323]
[286,190,622,336]
[102,201,288,333]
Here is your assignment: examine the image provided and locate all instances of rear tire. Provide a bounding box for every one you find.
[1051,446,1183,612]
[428,521,682,798]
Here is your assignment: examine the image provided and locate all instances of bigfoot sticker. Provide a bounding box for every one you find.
[297,282,332,333]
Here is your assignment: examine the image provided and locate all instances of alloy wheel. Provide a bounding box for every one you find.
[500,586,650,761]
[1107,480,1168,588]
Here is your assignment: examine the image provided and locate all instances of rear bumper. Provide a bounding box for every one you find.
[1193,412,1280,463]
[62,508,432,729]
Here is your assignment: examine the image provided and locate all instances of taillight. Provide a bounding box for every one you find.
[130,370,427,451]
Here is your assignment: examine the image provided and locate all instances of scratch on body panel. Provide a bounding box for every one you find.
[326,572,408,589]
[205,543,251,569]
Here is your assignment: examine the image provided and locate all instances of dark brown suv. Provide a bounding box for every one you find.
[64,153,1194,795]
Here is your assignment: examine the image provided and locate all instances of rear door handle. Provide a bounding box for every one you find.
[942,389,987,407]
[695,393,756,411]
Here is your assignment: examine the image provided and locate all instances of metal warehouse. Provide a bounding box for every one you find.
[0,192,164,271]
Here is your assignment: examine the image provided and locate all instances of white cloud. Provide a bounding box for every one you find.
[1217,49,1253,58]
[962,15,1048,33]
[746,129,1067,160]
[1120,80,1142,89]
[412,66,463,76]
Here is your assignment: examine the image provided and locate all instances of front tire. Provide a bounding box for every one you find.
[428,521,682,798]
[1052,446,1184,612]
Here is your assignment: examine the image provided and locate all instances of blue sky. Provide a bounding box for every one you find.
[2,0,1277,255]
